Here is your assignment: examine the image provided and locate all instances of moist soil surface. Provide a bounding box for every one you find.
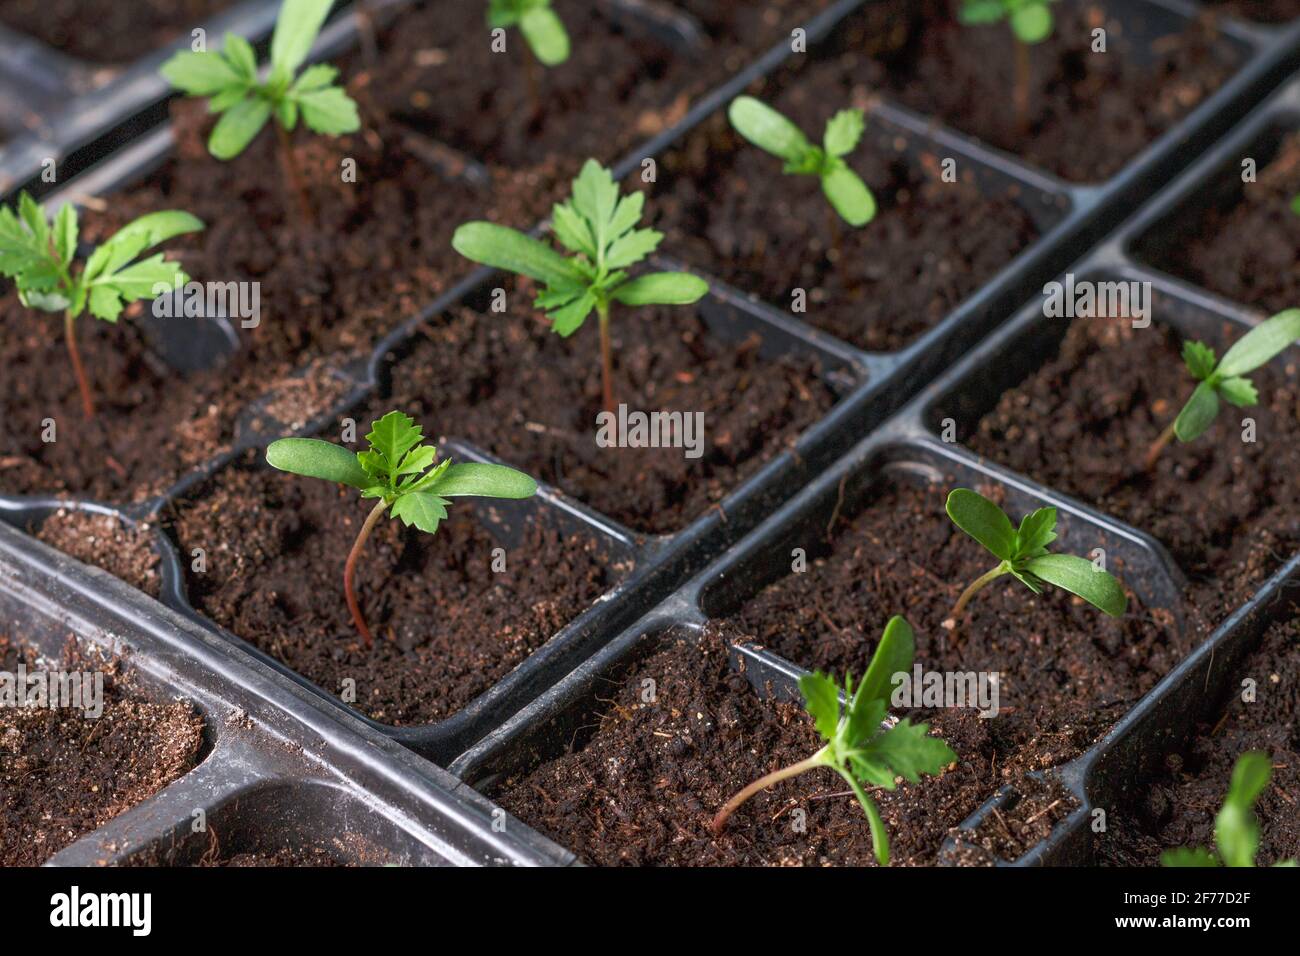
[848,0,1239,183]
[496,477,1191,866]
[0,638,204,866]
[33,509,162,598]
[1141,131,1300,316]
[1100,616,1300,866]
[1203,0,1300,22]
[364,0,831,172]
[964,315,1300,623]
[375,298,838,535]
[0,0,231,63]
[167,458,628,725]
[639,85,1040,352]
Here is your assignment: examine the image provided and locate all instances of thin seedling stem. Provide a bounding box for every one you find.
[712,752,827,835]
[276,123,316,226]
[1145,420,1178,471]
[946,563,1008,627]
[597,300,615,415]
[345,500,388,647]
[1014,38,1031,135]
[64,310,95,419]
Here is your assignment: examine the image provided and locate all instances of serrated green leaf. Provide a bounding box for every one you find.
[291,62,339,92]
[1023,553,1127,617]
[946,488,1017,561]
[160,49,244,95]
[296,85,360,135]
[855,719,956,787]
[798,672,841,743]
[546,289,597,336]
[271,0,333,77]
[53,203,77,267]
[549,202,596,257]
[366,411,424,472]
[1217,376,1258,408]
[395,444,437,477]
[603,227,662,270]
[1182,339,1218,381]
[266,437,373,489]
[223,32,259,81]
[1014,506,1057,558]
[390,491,450,534]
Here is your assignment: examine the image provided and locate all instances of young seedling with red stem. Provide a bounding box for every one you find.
[944,488,1127,629]
[712,616,956,865]
[1144,309,1300,470]
[489,0,570,121]
[160,0,360,224]
[266,411,537,646]
[0,193,203,420]
[452,159,709,415]
[958,0,1058,134]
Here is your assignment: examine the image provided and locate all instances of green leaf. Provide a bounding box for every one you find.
[1173,380,1221,443]
[519,6,569,65]
[1217,309,1300,378]
[798,672,841,743]
[821,164,876,227]
[271,0,333,77]
[53,203,77,267]
[367,411,424,472]
[1217,376,1258,408]
[958,0,1008,25]
[296,86,360,135]
[452,222,581,287]
[603,227,663,270]
[946,488,1017,561]
[418,461,538,499]
[1161,847,1219,867]
[160,49,244,95]
[546,289,597,336]
[1010,4,1053,44]
[611,272,709,306]
[1215,751,1272,867]
[1022,553,1127,617]
[209,96,274,159]
[1182,340,1217,381]
[569,159,620,251]
[855,615,914,712]
[856,719,957,787]
[823,108,865,158]
[1014,506,1057,558]
[266,438,373,490]
[390,491,451,534]
[728,96,812,164]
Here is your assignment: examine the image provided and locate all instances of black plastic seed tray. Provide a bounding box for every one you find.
[3,1,1300,866]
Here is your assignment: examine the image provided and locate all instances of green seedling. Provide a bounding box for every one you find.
[944,488,1127,627]
[266,411,537,646]
[958,0,1058,132]
[1162,751,1297,867]
[727,96,877,229]
[712,616,955,865]
[0,192,203,419]
[489,0,569,121]
[1145,309,1300,469]
[160,0,360,220]
[452,159,709,414]
[1290,194,1300,217]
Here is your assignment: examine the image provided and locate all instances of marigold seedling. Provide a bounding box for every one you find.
[727,96,877,228]
[1162,752,1298,867]
[452,159,709,414]
[958,0,1058,132]
[1145,309,1300,469]
[712,616,955,864]
[160,0,360,220]
[489,0,569,66]
[944,488,1127,627]
[0,192,203,419]
[266,411,537,646]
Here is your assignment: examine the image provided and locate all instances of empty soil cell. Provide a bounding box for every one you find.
[964,315,1300,622]
[0,0,231,63]
[639,90,1040,353]
[1203,0,1300,23]
[846,0,1240,183]
[1099,615,1300,866]
[1141,130,1300,316]
[492,626,984,866]
[362,0,831,172]
[166,458,629,725]
[0,638,204,867]
[376,299,838,535]
[30,509,162,598]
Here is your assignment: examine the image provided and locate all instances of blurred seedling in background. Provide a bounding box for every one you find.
[0,193,203,419]
[452,159,708,415]
[1162,751,1297,867]
[161,0,360,222]
[712,616,956,865]
[267,411,537,646]
[1145,309,1300,469]
[489,0,570,119]
[727,96,877,256]
[958,0,1059,133]
[944,488,1127,628]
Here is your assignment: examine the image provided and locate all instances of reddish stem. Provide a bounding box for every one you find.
[1014,38,1031,135]
[345,500,387,648]
[598,302,615,416]
[64,310,95,419]
[276,123,315,226]
[1145,420,1178,471]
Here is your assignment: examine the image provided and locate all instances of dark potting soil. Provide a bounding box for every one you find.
[167,458,628,725]
[33,509,162,598]
[1099,616,1300,867]
[942,776,1079,865]
[1203,0,1300,23]
[964,315,1300,623]
[360,0,832,172]
[640,94,1040,353]
[1142,131,1300,316]
[0,638,204,867]
[848,0,1240,183]
[492,626,989,866]
[205,846,345,867]
[376,298,838,535]
[0,0,231,63]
